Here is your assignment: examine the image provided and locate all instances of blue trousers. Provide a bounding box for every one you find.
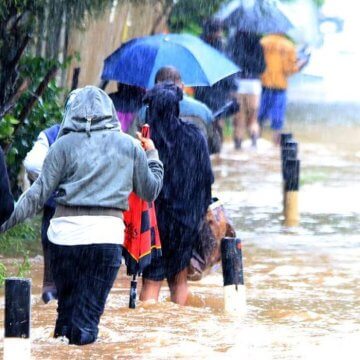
[49,242,122,345]
[258,87,287,130]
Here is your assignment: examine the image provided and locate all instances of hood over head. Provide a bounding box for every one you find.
[142,82,184,150]
[57,86,120,138]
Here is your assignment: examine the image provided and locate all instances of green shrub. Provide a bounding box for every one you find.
[0,217,41,285]
[0,56,67,196]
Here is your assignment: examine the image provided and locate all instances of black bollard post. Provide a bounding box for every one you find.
[129,275,137,309]
[283,159,300,226]
[280,133,293,148]
[221,237,246,315]
[4,278,31,360]
[281,141,298,179]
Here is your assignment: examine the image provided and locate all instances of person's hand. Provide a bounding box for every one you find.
[136,132,155,151]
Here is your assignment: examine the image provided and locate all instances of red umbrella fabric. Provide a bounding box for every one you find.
[122,125,162,276]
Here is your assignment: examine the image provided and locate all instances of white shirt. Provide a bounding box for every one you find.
[48,216,125,246]
[23,132,49,180]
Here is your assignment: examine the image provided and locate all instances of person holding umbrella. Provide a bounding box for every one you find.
[195,19,237,146]
[0,146,14,226]
[1,86,164,345]
[139,82,214,305]
[228,30,266,149]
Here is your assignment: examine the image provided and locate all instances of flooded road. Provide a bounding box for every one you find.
[1,116,359,359]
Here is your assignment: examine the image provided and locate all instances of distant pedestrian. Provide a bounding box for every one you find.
[258,33,308,144]
[195,19,236,145]
[228,30,265,149]
[109,83,145,133]
[1,86,163,345]
[139,82,214,305]
[24,123,60,304]
[0,147,14,226]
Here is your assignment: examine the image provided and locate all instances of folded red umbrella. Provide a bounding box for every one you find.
[122,125,161,276]
[123,192,161,275]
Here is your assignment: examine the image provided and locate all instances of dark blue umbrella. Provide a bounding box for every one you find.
[215,0,293,34]
[101,33,240,88]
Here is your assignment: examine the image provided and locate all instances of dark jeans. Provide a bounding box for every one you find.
[49,242,122,345]
[41,205,56,290]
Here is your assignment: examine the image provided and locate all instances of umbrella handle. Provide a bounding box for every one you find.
[129,275,137,309]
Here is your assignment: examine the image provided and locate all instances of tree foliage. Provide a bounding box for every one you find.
[169,0,226,34]
[0,0,116,193]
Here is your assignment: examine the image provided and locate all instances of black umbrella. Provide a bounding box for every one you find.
[215,0,293,34]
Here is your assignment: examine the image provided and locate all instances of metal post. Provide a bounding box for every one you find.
[280,133,293,148]
[129,275,137,309]
[221,237,246,315]
[281,140,298,178]
[283,159,300,226]
[4,278,31,360]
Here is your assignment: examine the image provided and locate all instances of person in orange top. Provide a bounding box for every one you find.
[258,34,309,144]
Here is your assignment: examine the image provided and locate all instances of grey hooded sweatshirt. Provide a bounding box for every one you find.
[1,86,163,232]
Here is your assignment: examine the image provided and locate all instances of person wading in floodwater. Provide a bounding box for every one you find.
[140,82,214,305]
[0,86,164,345]
[23,122,62,304]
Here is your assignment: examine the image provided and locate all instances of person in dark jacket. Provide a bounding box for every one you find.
[228,30,266,149]
[135,66,221,155]
[140,82,214,305]
[0,147,14,225]
[195,19,237,145]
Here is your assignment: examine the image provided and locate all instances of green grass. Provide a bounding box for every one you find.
[0,217,42,286]
[300,170,328,186]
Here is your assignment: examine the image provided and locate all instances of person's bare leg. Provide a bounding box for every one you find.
[233,94,246,149]
[140,278,162,302]
[247,94,260,146]
[272,130,281,145]
[167,268,189,305]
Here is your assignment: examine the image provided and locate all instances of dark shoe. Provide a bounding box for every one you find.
[42,289,58,304]
[54,325,71,339]
[69,326,97,346]
[234,138,242,150]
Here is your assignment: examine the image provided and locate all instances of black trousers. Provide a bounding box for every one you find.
[49,242,122,345]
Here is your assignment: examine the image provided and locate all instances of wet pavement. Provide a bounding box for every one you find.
[0,117,359,359]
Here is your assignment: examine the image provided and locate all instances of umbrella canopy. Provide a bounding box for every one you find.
[101,33,240,88]
[215,0,293,34]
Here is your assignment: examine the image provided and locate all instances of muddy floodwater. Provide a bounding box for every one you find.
[1,109,359,359]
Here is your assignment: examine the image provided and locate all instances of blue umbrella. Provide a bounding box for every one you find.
[101,33,240,88]
[215,0,293,34]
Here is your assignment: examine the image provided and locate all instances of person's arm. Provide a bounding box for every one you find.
[1,143,65,232]
[23,131,49,181]
[0,148,14,225]
[283,46,299,76]
[132,136,163,202]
